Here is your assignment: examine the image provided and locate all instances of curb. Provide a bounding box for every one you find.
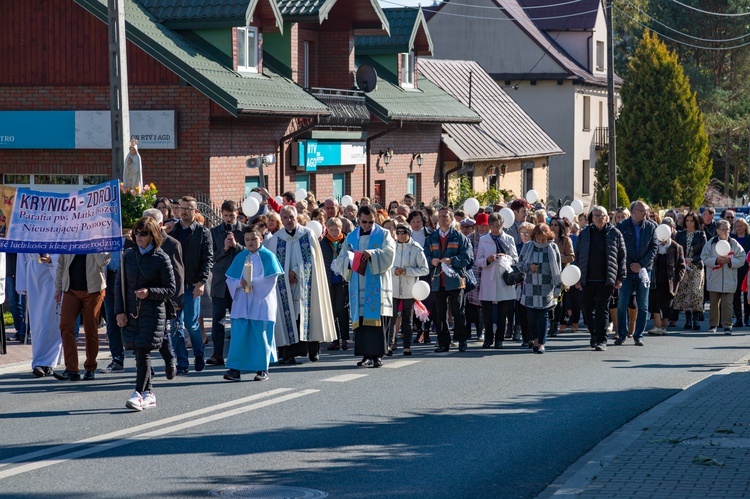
[537,353,750,498]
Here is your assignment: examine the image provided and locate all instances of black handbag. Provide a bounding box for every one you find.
[502,264,526,286]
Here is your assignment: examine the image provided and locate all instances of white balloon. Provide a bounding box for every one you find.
[571,199,585,215]
[295,188,308,202]
[525,190,538,204]
[463,197,480,216]
[242,197,259,217]
[499,207,514,229]
[716,239,731,257]
[274,196,283,205]
[248,191,263,204]
[412,280,431,301]
[561,265,581,287]
[307,220,323,239]
[655,224,672,242]
[341,195,354,207]
[559,205,576,223]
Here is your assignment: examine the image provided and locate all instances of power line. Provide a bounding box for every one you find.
[381,0,603,21]
[668,0,750,18]
[408,0,587,10]
[621,0,750,43]
[615,5,750,50]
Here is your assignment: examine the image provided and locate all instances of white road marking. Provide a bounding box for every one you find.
[382,360,421,369]
[323,374,369,382]
[0,388,293,469]
[0,389,318,480]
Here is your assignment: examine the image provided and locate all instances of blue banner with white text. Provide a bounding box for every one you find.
[0,180,123,254]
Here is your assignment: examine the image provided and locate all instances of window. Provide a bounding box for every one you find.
[582,160,591,195]
[244,176,269,197]
[3,174,109,193]
[407,174,419,202]
[303,41,310,88]
[333,173,345,202]
[596,41,605,71]
[400,52,415,88]
[237,26,258,73]
[522,161,534,193]
[583,96,591,131]
[599,100,604,128]
[296,174,310,194]
[374,180,386,206]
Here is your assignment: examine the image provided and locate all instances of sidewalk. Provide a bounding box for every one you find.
[539,357,750,498]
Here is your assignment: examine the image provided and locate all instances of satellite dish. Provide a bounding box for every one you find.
[356,65,378,93]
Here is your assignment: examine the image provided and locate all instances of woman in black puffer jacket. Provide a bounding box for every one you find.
[116,217,175,412]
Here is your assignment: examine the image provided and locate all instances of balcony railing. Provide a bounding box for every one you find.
[309,87,371,127]
[594,127,609,150]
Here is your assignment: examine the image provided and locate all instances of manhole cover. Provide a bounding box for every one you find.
[209,485,328,498]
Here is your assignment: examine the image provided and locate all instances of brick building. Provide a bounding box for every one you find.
[0,0,477,208]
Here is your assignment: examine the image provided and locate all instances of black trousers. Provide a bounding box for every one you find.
[481,300,514,346]
[390,298,414,349]
[517,302,531,343]
[435,288,466,348]
[331,282,350,341]
[134,348,153,393]
[583,282,614,344]
[466,303,483,338]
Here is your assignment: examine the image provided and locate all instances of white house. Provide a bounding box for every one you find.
[426,0,620,209]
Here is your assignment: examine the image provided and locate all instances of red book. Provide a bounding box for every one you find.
[352,250,368,276]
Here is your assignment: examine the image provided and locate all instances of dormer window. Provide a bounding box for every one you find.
[400,52,415,88]
[237,26,258,73]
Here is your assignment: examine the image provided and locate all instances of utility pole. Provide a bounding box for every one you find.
[108,0,130,182]
[747,134,750,201]
[606,0,617,210]
[725,128,731,199]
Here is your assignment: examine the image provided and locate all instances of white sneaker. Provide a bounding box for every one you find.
[606,323,614,332]
[142,390,156,409]
[660,327,668,335]
[709,327,718,333]
[646,327,660,335]
[126,391,143,411]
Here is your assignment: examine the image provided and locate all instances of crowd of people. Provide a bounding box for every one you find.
[5,188,750,412]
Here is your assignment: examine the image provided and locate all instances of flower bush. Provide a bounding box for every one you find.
[120,182,157,229]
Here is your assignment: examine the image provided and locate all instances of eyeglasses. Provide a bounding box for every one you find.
[396,230,408,235]
[592,214,605,218]
[134,230,150,237]
[717,228,730,232]
[360,220,375,225]
[180,207,195,212]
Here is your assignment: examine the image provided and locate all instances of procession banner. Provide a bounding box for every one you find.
[0,180,123,254]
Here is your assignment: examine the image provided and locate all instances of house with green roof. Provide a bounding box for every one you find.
[0,0,477,205]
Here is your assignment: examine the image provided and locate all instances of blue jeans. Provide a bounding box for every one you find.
[5,276,27,337]
[104,270,124,364]
[172,285,203,369]
[211,294,232,359]
[617,274,649,341]
[527,307,551,345]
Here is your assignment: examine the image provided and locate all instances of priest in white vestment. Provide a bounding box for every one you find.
[334,205,395,367]
[16,253,62,377]
[264,206,335,364]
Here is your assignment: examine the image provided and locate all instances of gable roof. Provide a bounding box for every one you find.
[355,7,433,56]
[419,59,563,162]
[276,0,389,35]
[75,0,329,117]
[355,57,480,124]
[516,0,601,31]
[137,0,284,31]
[425,0,619,86]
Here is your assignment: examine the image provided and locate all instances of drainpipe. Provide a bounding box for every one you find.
[278,115,320,195]
[365,120,403,198]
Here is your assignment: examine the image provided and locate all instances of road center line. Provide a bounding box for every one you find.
[0,388,292,469]
[0,389,318,481]
[323,374,369,382]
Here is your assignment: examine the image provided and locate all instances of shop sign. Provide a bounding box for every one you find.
[295,140,366,171]
[0,111,176,149]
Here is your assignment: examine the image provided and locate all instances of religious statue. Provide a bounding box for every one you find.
[123,138,143,191]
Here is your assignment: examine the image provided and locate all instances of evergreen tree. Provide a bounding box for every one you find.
[617,31,711,208]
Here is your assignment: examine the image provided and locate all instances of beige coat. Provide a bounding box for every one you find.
[55,253,111,294]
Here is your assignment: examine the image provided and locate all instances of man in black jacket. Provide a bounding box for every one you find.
[169,196,213,374]
[207,201,245,366]
[575,206,627,351]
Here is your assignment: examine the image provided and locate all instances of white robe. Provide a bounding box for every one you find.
[264,225,336,346]
[15,254,62,368]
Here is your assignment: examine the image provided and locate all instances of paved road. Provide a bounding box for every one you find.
[1,328,749,498]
